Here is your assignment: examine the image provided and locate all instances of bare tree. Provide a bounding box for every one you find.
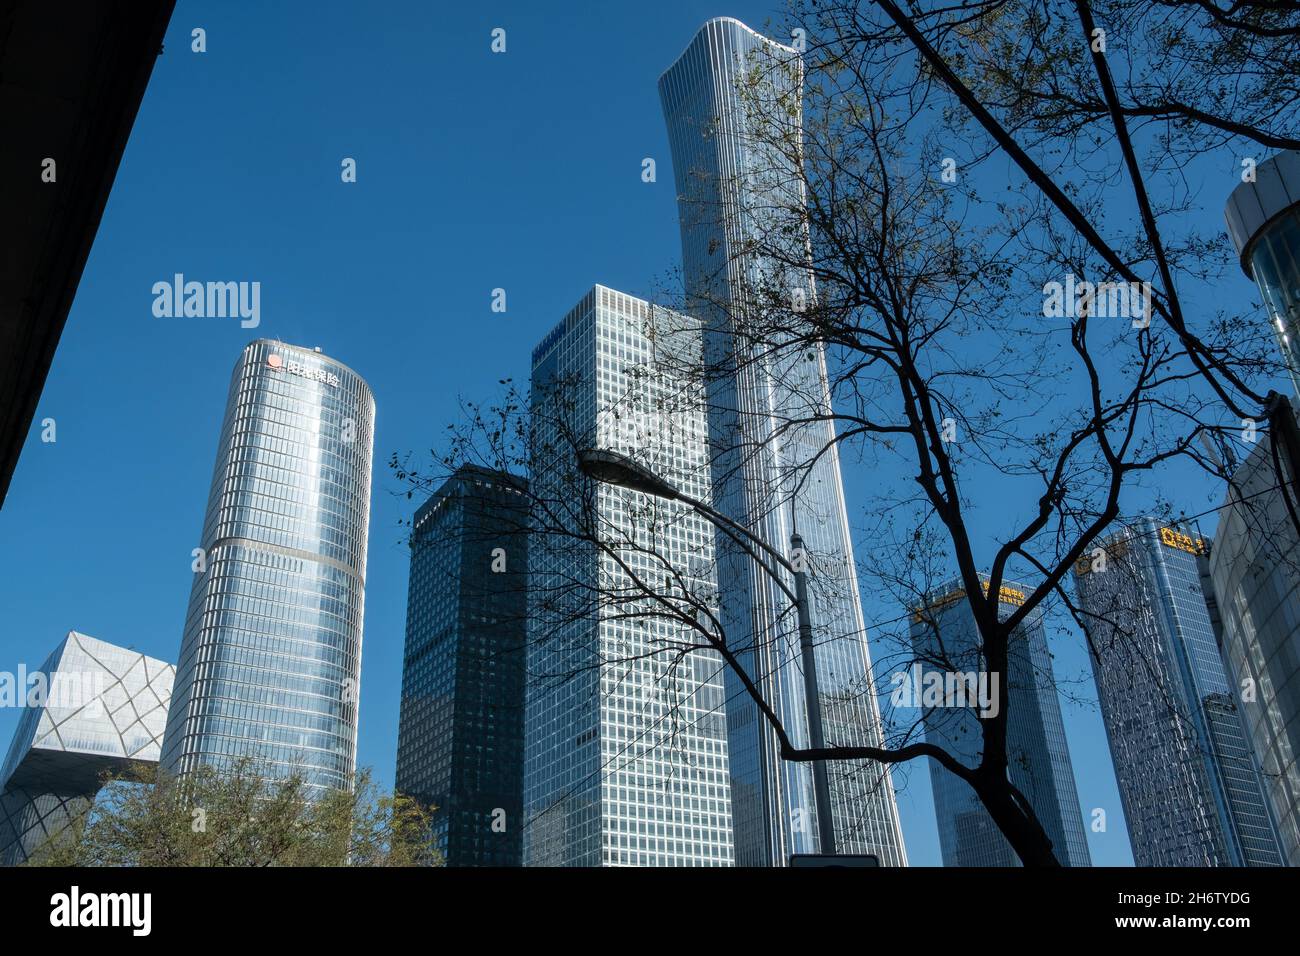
[392,0,1298,867]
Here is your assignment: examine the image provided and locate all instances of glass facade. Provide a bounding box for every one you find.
[0,632,174,865]
[1073,519,1283,866]
[660,17,906,865]
[1209,440,1300,866]
[524,285,734,866]
[1224,149,1300,396]
[395,465,528,866]
[161,340,374,794]
[909,579,1091,867]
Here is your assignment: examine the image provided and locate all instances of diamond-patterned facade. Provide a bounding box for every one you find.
[0,632,174,864]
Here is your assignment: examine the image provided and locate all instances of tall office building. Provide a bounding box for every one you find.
[1209,442,1300,865]
[161,340,374,793]
[1225,149,1300,395]
[395,465,528,866]
[524,285,734,866]
[1,632,174,865]
[1072,519,1283,866]
[909,578,1091,867]
[660,18,906,865]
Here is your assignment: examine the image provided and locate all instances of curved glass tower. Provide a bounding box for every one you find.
[1225,149,1300,396]
[660,18,906,866]
[161,340,374,793]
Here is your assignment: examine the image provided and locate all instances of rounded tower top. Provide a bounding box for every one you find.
[1225,150,1300,278]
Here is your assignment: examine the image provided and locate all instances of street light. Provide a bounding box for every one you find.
[576,447,838,856]
[576,448,681,501]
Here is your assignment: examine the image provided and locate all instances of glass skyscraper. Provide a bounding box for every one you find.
[1209,442,1300,866]
[161,340,374,794]
[909,578,1091,867]
[660,17,906,865]
[1225,148,1300,395]
[524,285,734,867]
[1,632,174,865]
[1072,519,1283,866]
[396,465,528,866]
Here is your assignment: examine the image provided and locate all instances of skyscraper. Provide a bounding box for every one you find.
[909,578,1091,867]
[523,285,734,866]
[660,17,906,865]
[1209,442,1300,866]
[161,340,374,793]
[1072,519,1283,866]
[1224,148,1300,395]
[396,464,528,866]
[1,632,174,865]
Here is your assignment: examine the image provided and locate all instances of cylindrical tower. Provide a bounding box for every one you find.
[161,340,374,793]
[1225,149,1300,396]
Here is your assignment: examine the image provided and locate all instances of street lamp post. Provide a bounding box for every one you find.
[789,531,837,857]
[577,448,838,856]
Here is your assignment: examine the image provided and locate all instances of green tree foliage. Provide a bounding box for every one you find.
[24,757,442,867]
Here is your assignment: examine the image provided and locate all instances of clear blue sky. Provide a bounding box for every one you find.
[2,0,1284,866]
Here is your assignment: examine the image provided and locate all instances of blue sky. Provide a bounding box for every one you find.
[1,0,1287,866]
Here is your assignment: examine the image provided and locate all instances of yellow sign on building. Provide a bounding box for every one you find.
[1159,526,1206,555]
[911,579,1027,622]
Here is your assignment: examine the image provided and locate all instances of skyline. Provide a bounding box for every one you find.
[2,1,1297,869]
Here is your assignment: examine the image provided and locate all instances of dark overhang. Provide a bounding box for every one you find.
[0,0,176,507]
